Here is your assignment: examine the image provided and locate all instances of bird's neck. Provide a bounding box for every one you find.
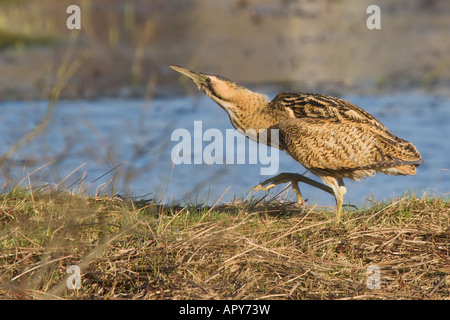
[210,89,292,148]
[214,90,284,133]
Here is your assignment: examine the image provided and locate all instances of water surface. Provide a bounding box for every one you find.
[0,92,448,208]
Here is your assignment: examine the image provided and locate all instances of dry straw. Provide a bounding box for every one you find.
[0,184,448,300]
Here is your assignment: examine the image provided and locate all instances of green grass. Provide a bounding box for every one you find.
[0,188,448,300]
[0,29,55,49]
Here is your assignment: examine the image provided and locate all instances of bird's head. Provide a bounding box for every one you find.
[169,65,269,116]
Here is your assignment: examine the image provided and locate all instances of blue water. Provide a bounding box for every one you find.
[0,92,448,208]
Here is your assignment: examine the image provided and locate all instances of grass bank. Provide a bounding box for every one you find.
[0,188,448,300]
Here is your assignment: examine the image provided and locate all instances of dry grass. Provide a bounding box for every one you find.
[0,188,448,300]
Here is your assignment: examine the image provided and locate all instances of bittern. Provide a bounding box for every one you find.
[170,65,424,222]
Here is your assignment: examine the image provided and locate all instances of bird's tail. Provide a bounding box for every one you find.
[381,162,421,176]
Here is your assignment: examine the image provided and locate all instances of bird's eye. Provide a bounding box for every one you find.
[205,77,211,84]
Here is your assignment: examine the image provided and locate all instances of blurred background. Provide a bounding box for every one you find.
[0,0,449,207]
[1,0,450,99]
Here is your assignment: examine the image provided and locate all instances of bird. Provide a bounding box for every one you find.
[170,65,424,222]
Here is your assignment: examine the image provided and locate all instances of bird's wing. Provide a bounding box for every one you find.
[269,92,423,172]
[274,117,423,172]
[271,92,386,129]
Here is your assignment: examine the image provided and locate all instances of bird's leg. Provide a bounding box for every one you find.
[337,181,347,222]
[251,172,334,205]
[325,177,347,223]
[291,181,304,206]
[335,191,343,222]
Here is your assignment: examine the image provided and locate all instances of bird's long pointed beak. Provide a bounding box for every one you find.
[169,65,208,86]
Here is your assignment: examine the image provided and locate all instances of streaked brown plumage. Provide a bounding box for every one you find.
[272,92,422,177]
[170,65,424,222]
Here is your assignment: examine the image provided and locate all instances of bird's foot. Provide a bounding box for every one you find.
[251,173,306,205]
